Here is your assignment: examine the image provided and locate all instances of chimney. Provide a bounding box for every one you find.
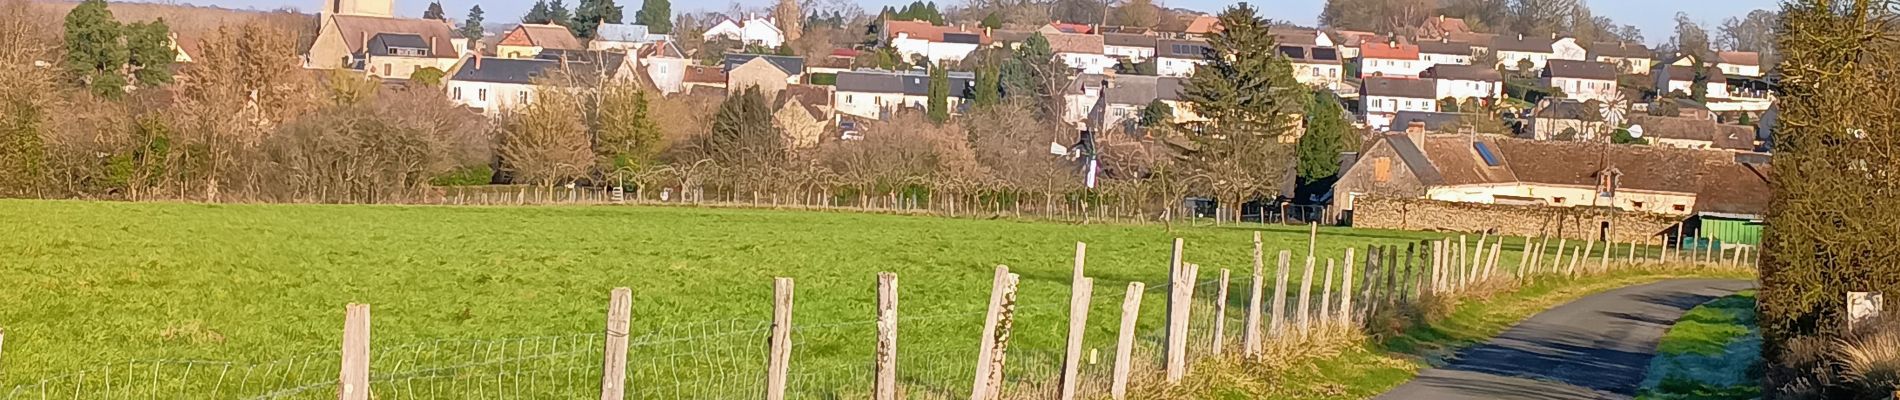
[474,51,482,70]
[1517,33,1524,41]
[430,36,438,56]
[1551,32,1557,39]
[1405,120,1428,152]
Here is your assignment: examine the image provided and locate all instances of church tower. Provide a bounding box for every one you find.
[320,0,394,20]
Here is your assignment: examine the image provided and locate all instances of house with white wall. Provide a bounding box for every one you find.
[1045,32,1113,74]
[832,69,974,119]
[1421,64,1502,104]
[1361,77,1439,130]
[1282,44,1344,90]
[1541,59,1621,103]
[702,16,784,48]
[1061,73,1196,128]
[446,56,553,114]
[1712,51,1762,77]
[1104,33,1157,62]
[1588,41,1653,75]
[1653,63,1730,99]
[640,41,688,95]
[1155,39,1210,77]
[1417,39,1472,66]
[1359,41,1426,78]
[590,22,670,52]
[1493,34,1584,71]
[883,20,991,64]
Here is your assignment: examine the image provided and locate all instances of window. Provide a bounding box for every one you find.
[1673,204,1687,212]
[1373,157,1391,182]
[1310,67,1321,77]
[517,91,529,103]
[478,88,487,101]
[845,94,853,103]
[453,87,462,100]
[382,63,391,76]
[1552,197,1566,204]
[1371,98,1383,108]
[1632,201,1645,208]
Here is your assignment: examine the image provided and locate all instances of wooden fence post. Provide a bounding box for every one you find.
[971,266,1019,400]
[767,278,795,400]
[1627,241,1637,265]
[1551,238,1568,274]
[1433,239,1446,292]
[1454,236,1467,291]
[1517,236,1532,278]
[874,273,899,400]
[1567,247,1583,277]
[1211,269,1230,358]
[1270,250,1291,337]
[1296,256,1317,335]
[1165,263,1198,383]
[1110,282,1144,400]
[1486,242,1502,282]
[1244,232,1265,357]
[1398,244,1415,304]
[1165,238,1184,346]
[1059,275,1093,400]
[1338,248,1356,328]
[599,288,633,400]
[1320,259,1336,330]
[338,304,370,400]
[1599,239,1612,274]
[1360,246,1379,324]
[1578,241,1595,276]
[1467,235,1484,286]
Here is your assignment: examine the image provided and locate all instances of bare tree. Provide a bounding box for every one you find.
[499,81,592,187]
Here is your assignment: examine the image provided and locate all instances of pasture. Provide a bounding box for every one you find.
[0,200,1545,397]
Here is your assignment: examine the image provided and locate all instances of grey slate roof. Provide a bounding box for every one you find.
[724,54,805,76]
[1067,73,1190,105]
[1104,33,1158,48]
[1363,77,1437,99]
[1279,45,1341,64]
[366,33,430,56]
[1416,39,1471,55]
[1422,64,1501,82]
[1543,59,1619,80]
[1491,34,1555,53]
[451,58,559,84]
[835,69,975,97]
[1157,39,1211,59]
[1386,135,1445,185]
[1393,111,1469,132]
[1588,41,1652,59]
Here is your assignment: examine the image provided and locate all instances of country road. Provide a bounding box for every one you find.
[1374,278,1757,400]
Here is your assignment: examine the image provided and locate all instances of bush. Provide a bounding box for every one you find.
[430,164,494,186]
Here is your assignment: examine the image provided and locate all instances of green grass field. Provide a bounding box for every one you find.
[0,200,1672,398]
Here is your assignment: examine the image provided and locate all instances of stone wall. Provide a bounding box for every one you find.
[1352,196,1681,243]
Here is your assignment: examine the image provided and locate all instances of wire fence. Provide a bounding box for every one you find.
[0,232,1754,399]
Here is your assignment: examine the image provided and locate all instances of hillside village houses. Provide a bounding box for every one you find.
[724,54,804,98]
[1359,41,1426,77]
[702,15,786,48]
[1062,73,1200,129]
[496,24,583,58]
[1420,64,1503,105]
[1542,59,1622,103]
[1492,33,1586,71]
[1045,32,1115,74]
[1589,41,1655,74]
[1281,44,1344,91]
[1361,76,1440,130]
[832,69,975,119]
[1155,39,1211,78]
[881,20,992,63]
[305,0,462,78]
[1417,39,1473,66]
[1104,33,1159,62]
[589,22,671,52]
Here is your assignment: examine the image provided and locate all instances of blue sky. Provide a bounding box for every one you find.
[156,0,1778,45]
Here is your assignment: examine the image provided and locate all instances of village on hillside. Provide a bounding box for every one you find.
[13,0,1773,250]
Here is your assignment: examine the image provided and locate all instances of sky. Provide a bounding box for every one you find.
[146,0,1779,46]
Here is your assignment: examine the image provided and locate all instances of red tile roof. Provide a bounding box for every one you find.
[1360,42,1420,60]
[885,20,991,44]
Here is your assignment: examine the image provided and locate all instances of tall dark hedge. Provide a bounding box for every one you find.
[1760,0,1900,396]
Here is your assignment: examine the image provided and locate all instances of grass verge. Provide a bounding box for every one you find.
[1637,291,1763,400]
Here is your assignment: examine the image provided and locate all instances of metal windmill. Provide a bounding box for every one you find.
[1602,89,1630,129]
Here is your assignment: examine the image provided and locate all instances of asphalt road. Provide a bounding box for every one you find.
[1374,278,1756,400]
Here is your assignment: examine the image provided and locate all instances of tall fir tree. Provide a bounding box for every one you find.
[1183,2,1300,138]
[423,1,447,20]
[973,65,1000,108]
[1296,91,1347,184]
[548,0,574,27]
[926,64,950,124]
[707,86,782,165]
[524,0,551,24]
[573,0,624,38]
[124,20,175,89]
[461,5,486,40]
[64,0,128,98]
[634,0,671,34]
[1000,32,1064,119]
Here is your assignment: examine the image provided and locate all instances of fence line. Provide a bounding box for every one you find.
[2,228,1754,399]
